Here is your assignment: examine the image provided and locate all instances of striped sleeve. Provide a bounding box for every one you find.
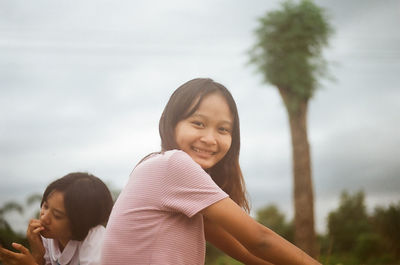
[160,150,228,217]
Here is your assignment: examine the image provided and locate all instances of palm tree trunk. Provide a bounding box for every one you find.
[278,87,317,257]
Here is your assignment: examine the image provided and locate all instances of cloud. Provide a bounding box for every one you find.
[1,0,400,235]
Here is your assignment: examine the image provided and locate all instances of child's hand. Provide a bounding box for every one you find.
[0,243,38,265]
[26,219,45,262]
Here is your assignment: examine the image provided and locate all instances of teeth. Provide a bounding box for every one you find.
[193,147,214,154]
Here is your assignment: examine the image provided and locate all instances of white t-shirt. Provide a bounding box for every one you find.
[42,225,105,265]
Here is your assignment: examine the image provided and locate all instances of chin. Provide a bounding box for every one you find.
[197,161,215,170]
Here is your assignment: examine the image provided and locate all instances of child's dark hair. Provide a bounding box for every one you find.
[41,172,113,241]
[159,78,249,212]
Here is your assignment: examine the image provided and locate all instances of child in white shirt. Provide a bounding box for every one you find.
[0,172,113,265]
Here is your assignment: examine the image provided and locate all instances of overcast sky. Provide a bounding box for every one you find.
[1,0,399,233]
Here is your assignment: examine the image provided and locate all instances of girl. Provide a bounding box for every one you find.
[101,78,321,265]
[0,172,113,265]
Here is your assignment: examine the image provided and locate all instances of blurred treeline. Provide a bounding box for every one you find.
[206,190,400,265]
[1,190,399,265]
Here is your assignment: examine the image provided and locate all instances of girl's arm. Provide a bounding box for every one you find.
[201,198,321,265]
[204,217,275,265]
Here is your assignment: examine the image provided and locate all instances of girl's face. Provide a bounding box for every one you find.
[175,92,233,169]
[39,190,72,247]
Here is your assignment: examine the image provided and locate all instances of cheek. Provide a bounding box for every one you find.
[175,126,191,149]
[223,136,233,151]
[174,126,184,148]
[61,222,71,233]
[174,134,183,149]
[55,220,71,234]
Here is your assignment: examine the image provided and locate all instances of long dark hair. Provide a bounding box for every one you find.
[159,78,249,212]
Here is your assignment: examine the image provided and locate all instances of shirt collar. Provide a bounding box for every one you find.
[49,239,80,265]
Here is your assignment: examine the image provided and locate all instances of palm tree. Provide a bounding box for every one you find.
[26,193,43,219]
[0,201,24,227]
[249,0,332,257]
[0,201,24,250]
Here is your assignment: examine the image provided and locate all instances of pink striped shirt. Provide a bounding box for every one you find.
[101,150,228,265]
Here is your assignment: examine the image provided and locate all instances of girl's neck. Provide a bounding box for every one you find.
[58,238,70,252]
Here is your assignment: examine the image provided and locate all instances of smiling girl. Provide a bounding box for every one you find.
[101,78,321,265]
[0,172,113,265]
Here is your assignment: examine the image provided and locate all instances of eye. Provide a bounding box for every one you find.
[191,120,204,128]
[51,210,66,220]
[40,202,49,217]
[219,127,231,134]
[53,214,62,220]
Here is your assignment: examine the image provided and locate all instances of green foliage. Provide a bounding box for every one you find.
[255,204,294,242]
[319,253,360,265]
[205,243,244,265]
[249,0,333,102]
[0,202,23,216]
[205,242,224,265]
[0,201,28,254]
[205,243,243,265]
[327,191,371,253]
[371,201,400,259]
[206,195,400,264]
[26,193,42,219]
[0,201,24,238]
[354,232,383,261]
[324,190,400,264]
[0,219,28,251]
[213,255,243,265]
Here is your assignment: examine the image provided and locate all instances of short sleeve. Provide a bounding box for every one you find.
[160,151,228,217]
[79,225,105,265]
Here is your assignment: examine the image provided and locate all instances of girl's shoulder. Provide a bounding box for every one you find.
[136,150,199,174]
[163,149,189,159]
[85,225,105,240]
[160,150,197,168]
[142,149,193,165]
[78,225,105,263]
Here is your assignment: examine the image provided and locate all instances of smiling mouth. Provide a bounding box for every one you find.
[192,147,216,155]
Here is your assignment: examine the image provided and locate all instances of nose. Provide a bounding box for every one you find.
[200,129,217,145]
[40,209,51,225]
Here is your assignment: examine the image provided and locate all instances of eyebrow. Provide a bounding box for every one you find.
[191,113,233,126]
